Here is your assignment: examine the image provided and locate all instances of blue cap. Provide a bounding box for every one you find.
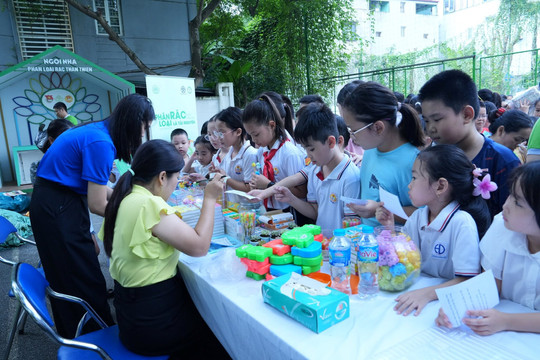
[362,226,374,234]
[333,228,346,236]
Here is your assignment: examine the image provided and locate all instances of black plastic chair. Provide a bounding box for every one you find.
[10,262,169,360]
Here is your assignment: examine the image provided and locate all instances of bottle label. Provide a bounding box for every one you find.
[329,248,351,266]
[358,245,378,262]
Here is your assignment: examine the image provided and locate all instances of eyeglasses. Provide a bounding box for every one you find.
[347,122,373,137]
[204,129,235,140]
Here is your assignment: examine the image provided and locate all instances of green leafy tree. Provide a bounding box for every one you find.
[200,0,357,106]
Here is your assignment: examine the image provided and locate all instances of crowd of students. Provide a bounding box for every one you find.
[28,70,540,358]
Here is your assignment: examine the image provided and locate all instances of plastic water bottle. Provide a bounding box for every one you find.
[357,226,379,299]
[329,228,351,294]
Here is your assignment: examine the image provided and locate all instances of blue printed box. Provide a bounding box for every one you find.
[262,272,349,333]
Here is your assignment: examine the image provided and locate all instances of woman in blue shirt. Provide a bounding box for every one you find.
[29,93,154,338]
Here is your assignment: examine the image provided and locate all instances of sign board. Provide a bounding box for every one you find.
[145,75,198,142]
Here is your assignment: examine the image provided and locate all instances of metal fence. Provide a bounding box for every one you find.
[319,48,539,99]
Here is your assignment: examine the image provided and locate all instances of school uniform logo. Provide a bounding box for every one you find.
[235,165,243,175]
[329,193,338,203]
[305,157,312,166]
[432,241,448,259]
[274,167,280,175]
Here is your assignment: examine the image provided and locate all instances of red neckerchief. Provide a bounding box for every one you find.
[262,138,288,208]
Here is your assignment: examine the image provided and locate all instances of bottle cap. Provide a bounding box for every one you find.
[333,228,346,237]
[362,226,374,234]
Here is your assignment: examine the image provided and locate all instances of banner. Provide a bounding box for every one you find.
[145,75,198,142]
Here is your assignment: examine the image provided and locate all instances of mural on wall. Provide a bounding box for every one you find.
[11,71,103,145]
[0,46,135,184]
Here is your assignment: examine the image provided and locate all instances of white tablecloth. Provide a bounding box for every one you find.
[178,251,539,360]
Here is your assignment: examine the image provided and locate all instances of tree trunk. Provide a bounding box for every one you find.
[64,0,157,75]
[188,0,222,88]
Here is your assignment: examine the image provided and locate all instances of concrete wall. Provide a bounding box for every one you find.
[69,0,195,85]
[0,2,20,70]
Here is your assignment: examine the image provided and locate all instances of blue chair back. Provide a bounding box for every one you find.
[0,215,17,245]
[14,263,55,326]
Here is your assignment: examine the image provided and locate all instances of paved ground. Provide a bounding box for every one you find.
[0,214,112,360]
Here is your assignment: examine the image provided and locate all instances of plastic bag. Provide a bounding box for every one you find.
[0,194,30,213]
[200,247,247,282]
[0,209,33,248]
[35,123,48,153]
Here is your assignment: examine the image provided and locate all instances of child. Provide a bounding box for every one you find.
[377,145,491,316]
[243,92,305,210]
[206,115,230,168]
[488,109,533,163]
[170,128,190,163]
[273,103,360,230]
[101,139,226,357]
[475,100,488,135]
[341,81,425,226]
[210,107,257,192]
[436,161,540,335]
[418,70,520,218]
[182,135,216,180]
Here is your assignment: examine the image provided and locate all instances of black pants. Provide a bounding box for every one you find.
[29,177,114,338]
[114,272,229,359]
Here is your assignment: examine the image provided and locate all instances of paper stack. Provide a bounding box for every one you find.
[175,203,224,238]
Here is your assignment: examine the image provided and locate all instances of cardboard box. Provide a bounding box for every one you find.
[262,272,349,333]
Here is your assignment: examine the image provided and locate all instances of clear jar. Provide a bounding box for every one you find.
[374,226,421,292]
[238,202,261,244]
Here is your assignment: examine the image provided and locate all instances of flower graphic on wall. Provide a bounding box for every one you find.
[12,71,102,126]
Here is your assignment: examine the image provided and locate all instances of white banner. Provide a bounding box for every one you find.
[145,75,198,142]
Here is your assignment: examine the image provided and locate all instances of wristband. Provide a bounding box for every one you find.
[267,181,275,188]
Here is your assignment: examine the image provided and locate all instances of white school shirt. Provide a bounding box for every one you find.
[256,139,305,209]
[221,141,257,186]
[212,148,226,168]
[403,201,481,280]
[300,154,360,232]
[193,161,211,177]
[481,214,540,310]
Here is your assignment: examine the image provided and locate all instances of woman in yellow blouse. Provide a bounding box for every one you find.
[101,139,227,358]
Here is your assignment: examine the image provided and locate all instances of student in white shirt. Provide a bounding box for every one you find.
[436,161,540,335]
[206,115,229,169]
[209,107,257,192]
[273,103,360,231]
[242,91,305,210]
[182,135,216,181]
[376,145,491,316]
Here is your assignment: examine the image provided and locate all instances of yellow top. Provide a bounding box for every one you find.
[100,185,181,287]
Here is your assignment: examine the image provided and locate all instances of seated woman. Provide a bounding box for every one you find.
[100,139,228,358]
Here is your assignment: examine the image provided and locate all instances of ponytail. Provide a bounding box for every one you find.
[343,81,425,147]
[397,103,425,147]
[102,140,184,257]
[417,145,491,238]
[242,91,292,142]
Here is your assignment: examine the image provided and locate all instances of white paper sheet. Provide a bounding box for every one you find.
[225,190,258,201]
[340,196,368,206]
[435,270,500,327]
[379,187,409,220]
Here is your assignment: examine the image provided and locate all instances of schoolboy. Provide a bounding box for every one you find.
[170,128,190,163]
[418,69,520,217]
[273,103,360,230]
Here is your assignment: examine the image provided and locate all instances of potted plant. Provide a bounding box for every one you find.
[270,230,281,239]
[260,230,271,241]
[250,235,261,246]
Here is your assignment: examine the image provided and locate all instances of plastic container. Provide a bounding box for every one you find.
[375,226,421,292]
[357,226,379,299]
[239,203,257,244]
[329,228,351,295]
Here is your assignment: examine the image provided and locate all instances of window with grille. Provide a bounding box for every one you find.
[93,0,123,36]
[12,0,74,60]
